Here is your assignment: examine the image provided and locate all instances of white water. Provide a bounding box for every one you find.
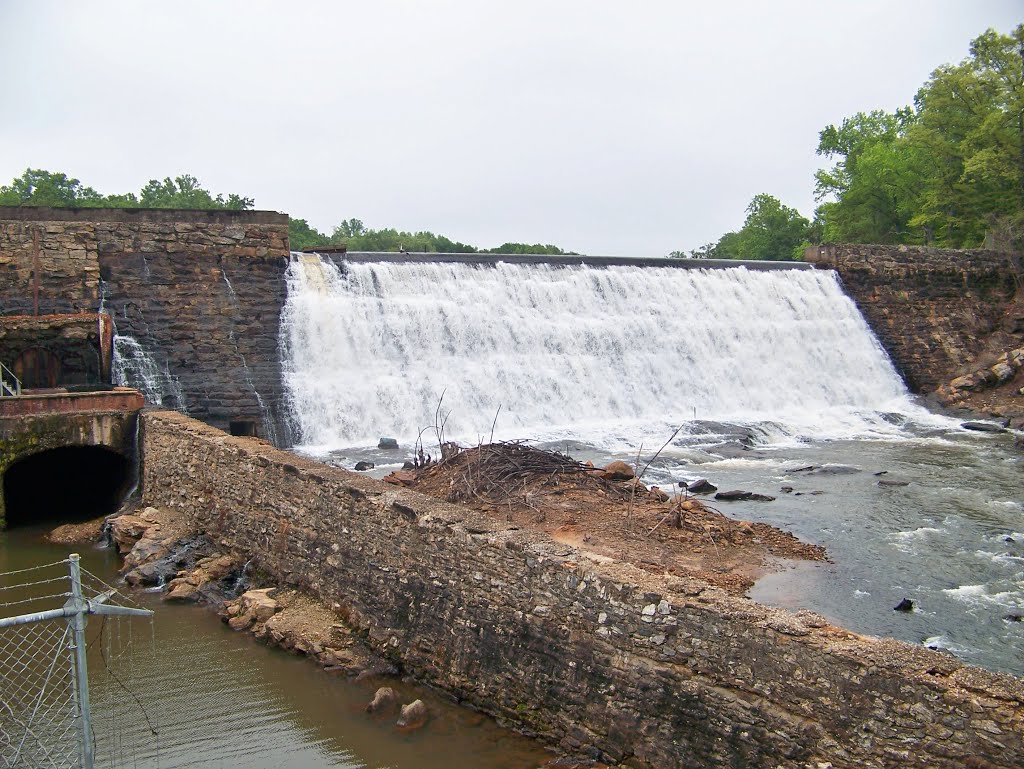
[113,335,186,410]
[281,254,938,451]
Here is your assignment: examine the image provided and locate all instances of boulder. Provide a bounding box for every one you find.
[366,686,398,713]
[378,437,400,450]
[962,421,1008,434]
[649,486,670,502]
[109,514,152,554]
[602,460,635,480]
[685,478,717,494]
[894,598,914,612]
[714,490,775,502]
[806,464,861,475]
[397,699,428,729]
[354,461,375,471]
[384,470,417,486]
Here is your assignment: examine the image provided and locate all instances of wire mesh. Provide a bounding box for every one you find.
[0,557,157,769]
[0,559,81,769]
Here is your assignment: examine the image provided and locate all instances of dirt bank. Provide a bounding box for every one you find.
[384,441,827,595]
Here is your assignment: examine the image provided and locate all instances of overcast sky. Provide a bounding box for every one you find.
[1,2,1020,255]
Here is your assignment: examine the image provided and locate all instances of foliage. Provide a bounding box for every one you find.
[288,218,330,252]
[814,23,1024,248]
[672,194,809,261]
[1,169,577,254]
[0,169,253,211]
[0,169,104,207]
[331,226,478,253]
[488,242,573,255]
[137,175,253,209]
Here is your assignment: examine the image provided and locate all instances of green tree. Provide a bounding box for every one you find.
[814,109,922,244]
[735,194,810,260]
[488,242,571,255]
[288,218,330,251]
[138,174,253,210]
[814,23,1024,248]
[0,168,104,207]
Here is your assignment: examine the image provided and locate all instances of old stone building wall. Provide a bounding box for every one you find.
[0,314,113,388]
[0,207,291,441]
[141,410,1023,769]
[805,244,1021,392]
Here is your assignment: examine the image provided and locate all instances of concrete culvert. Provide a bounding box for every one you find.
[2,446,130,528]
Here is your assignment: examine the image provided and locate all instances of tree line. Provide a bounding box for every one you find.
[0,169,572,256]
[679,22,1024,259]
[4,23,1020,260]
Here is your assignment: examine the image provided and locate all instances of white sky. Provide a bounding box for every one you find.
[1,1,1020,255]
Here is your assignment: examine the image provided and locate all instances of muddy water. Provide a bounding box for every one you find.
[0,525,549,769]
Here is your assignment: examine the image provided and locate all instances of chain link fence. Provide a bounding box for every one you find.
[0,555,153,769]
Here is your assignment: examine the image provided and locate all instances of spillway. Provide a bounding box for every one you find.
[280,254,925,450]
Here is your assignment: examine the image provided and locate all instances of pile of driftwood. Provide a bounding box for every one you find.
[413,440,632,513]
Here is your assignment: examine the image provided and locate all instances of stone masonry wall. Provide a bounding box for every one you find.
[141,411,1023,769]
[805,244,1020,392]
[0,314,113,387]
[0,207,291,442]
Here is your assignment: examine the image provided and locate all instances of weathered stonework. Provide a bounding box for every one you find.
[805,244,1021,392]
[0,207,291,442]
[0,388,143,526]
[0,314,113,387]
[141,410,1024,769]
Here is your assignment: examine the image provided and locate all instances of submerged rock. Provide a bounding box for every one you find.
[962,421,1008,434]
[715,490,775,502]
[397,699,428,729]
[894,598,915,612]
[366,686,398,713]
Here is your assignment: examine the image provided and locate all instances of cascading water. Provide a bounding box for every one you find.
[112,335,187,410]
[280,254,931,451]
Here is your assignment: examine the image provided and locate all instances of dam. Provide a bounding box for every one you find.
[1,206,1022,768]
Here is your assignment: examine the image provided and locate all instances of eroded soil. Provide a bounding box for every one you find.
[386,442,827,594]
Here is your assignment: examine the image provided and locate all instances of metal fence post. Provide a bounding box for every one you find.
[68,554,94,769]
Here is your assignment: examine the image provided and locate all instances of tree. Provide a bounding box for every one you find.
[814,110,922,244]
[138,174,253,210]
[678,195,809,262]
[0,169,104,207]
[734,194,810,260]
[489,242,571,255]
[813,23,1024,248]
[288,218,329,252]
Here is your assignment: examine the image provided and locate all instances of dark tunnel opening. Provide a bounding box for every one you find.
[3,446,131,528]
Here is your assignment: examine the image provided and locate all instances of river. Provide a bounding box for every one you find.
[0,525,549,769]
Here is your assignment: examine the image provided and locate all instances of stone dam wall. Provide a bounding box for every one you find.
[141,410,1023,769]
[0,207,291,442]
[805,244,1021,393]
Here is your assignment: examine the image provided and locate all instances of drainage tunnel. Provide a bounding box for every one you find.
[2,446,131,528]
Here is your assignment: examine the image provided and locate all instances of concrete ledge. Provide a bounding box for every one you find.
[0,388,144,417]
[338,251,816,271]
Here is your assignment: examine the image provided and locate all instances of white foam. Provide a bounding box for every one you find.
[281,256,938,449]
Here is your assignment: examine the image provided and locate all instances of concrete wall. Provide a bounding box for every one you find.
[141,410,1023,769]
[0,388,144,526]
[805,244,1021,392]
[0,207,291,442]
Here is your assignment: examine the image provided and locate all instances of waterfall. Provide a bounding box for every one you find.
[280,254,930,450]
[112,335,187,410]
